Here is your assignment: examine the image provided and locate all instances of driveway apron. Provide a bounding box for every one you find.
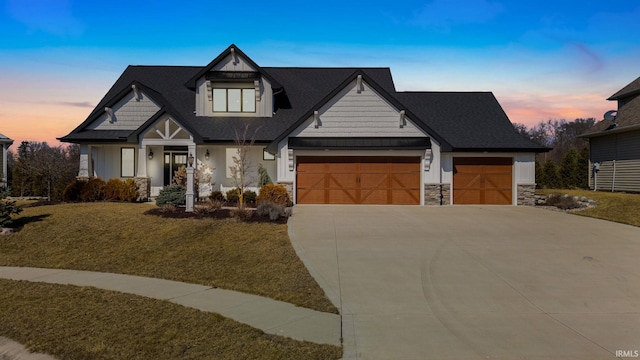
[288,205,640,360]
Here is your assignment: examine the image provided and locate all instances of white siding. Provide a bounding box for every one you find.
[90,145,132,179]
[88,91,160,130]
[515,153,536,184]
[212,53,257,72]
[292,80,427,138]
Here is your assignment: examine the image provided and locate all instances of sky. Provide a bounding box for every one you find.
[1,0,639,148]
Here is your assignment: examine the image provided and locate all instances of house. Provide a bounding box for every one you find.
[580,76,640,192]
[60,44,547,205]
[0,134,13,190]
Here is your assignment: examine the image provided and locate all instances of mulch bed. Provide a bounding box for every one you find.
[143,207,289,224]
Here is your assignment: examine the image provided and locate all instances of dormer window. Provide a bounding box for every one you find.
[213,87,256,113]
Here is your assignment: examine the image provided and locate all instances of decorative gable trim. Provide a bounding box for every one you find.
[184,44,281,90]
[265,70,451,154]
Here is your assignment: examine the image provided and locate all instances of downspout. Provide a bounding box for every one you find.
[612,160,616,192]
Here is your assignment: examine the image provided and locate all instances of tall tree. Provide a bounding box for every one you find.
[11,142,79,200]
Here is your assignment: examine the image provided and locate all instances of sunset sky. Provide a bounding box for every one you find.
[1,0,639,148]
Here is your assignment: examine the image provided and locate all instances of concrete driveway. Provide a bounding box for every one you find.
[288,205,640,359]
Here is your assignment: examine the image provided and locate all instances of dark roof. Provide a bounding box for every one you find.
[581,76,640,138]
[581,93,640,138]
[394,92,548,152]
[60,45,547,153]
[608,76,640,100]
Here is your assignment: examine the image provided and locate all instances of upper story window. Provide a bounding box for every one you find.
[213,88,256,113]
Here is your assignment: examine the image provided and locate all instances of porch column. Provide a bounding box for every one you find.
[77,144,90,179]
[135,142,150,200]
[186,152,195,212]
[137,143,148,178]
[1,144,8,188]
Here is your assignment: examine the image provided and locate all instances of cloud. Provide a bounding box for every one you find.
[58,101,94,108]
[411,0,504,31]
[6,0,84,36]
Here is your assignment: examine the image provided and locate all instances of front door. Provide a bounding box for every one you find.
[163,151,188,185]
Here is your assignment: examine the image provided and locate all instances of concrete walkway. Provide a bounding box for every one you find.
[288,205,640,359]
[0,266,341,347]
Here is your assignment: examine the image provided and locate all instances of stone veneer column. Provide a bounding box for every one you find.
[135,177,151,201]
[424,184,451,205]
[517,184,536,206]
[278,182,294,204]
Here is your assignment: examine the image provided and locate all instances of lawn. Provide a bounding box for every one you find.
[0,202,337,313]
[0,279,341,360]
[537,189,640,227]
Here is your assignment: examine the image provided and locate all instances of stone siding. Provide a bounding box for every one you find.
[135,177,151,201]
[424,184,451,205]
[278,182,294,203]
[517,184,536,206]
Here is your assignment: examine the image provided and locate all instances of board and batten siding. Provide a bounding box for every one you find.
[87,91,160,130]
[589,130,640,192]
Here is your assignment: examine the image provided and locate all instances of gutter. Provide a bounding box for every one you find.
[579,123,640,138]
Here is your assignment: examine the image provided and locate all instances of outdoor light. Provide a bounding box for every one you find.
[148,148,153,160]
[205,149,210,160]
[188,153,194,167]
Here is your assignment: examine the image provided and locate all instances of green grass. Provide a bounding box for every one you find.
[0,279,341,360]
[537,189,640,227]
[0,202,336,313]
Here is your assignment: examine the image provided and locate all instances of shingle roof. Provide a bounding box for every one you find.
[608,76,640,100]
[581,93,640,138]
[394,92,547,151]
[581,76,640,138]
[60,46,547,153]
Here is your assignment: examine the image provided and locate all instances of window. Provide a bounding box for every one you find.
[213,88,256,113]
[121,148,135,177]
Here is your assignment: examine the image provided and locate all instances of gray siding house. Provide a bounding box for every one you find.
[581,76,640,192]
[1,134,13,189]
[60,44,547,205]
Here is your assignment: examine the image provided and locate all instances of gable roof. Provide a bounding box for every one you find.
[265,70,451,153]
[184,44,281,90]
[608,76,640,100]
[60,44,547,153]
[581,76,640,138]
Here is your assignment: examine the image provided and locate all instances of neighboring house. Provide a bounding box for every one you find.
[0,134,13,190]
[60,44,547,205]
[580,76,640,192]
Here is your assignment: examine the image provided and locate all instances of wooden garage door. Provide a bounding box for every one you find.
[453,157,513,205]
[297,156,421,205]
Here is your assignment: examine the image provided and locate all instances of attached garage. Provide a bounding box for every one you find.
[453,157,513,205]
[296,156,421,205]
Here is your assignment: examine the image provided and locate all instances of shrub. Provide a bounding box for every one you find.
[0,189,22,227]
[63,179,87,202]
[194,199,223,214]
[160,204,178,213]
[256,201,287,221]
[209,191,225,202]
[244,190,257,203]
[156,184,186,207]
[258,163,272,187]
[225,188,257,204]
[256,184,291,206]
[80,178,106,202]
[230,207,252,220]
[104,179,123,201]
[120,179,140,202]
